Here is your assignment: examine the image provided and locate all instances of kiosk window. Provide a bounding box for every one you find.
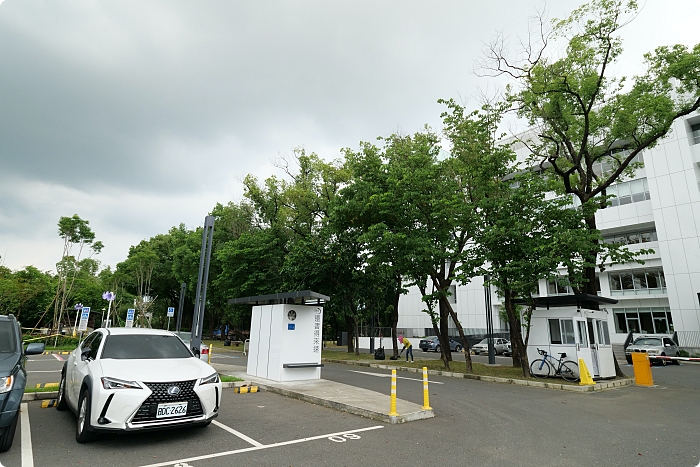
[548,319,575,345]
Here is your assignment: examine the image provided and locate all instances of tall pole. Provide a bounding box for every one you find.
[176,282,186,334]
[484,274,495,364]
[190,216,215,355]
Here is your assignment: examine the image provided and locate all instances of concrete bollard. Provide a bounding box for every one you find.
[388,369,399,416]
[421,367,432,410]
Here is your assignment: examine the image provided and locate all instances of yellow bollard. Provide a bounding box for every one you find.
[388,369,399,416]
[208,344,212,364]
[421,367,432,410]
[632,352,654,386]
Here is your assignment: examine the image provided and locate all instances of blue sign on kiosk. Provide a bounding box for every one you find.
[288,323,295,330]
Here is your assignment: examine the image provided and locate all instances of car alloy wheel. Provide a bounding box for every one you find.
[76,389,97,443]
[56,371,68,411]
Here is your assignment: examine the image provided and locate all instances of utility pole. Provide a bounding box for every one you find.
[176,282,186,334]
[190,216,215,356]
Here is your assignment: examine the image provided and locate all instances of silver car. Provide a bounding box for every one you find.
[625,335,680,366]
[472,338,508,355]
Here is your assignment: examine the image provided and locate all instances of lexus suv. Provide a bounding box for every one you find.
[0,314,45,452]
[57,327,222,442]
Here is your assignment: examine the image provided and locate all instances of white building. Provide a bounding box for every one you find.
[398,113,700,346]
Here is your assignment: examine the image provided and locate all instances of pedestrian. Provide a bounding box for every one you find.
[399,335,413,362]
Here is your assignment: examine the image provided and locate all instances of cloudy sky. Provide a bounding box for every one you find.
[0,0,696,273]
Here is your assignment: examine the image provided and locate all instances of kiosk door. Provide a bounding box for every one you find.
[574,317,596,377]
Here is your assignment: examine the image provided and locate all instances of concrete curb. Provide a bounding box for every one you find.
[322,359,635,393]
[252,382,433,424]
[22,391,58,401]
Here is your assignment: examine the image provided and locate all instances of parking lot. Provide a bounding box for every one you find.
[2,351,700,467]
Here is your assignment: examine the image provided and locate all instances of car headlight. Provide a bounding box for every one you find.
[200,373,220,385]
[101,377,142,390]
[0,375,13,394]
[647,350,659,355]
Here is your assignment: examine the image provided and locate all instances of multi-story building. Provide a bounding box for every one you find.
[398,113,700,346]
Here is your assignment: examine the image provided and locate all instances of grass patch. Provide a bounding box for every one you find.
[44,345,77,351]
[321,350,581,384]
[202,339,245,350]
[24,387,58,393]
[219,374,244,383]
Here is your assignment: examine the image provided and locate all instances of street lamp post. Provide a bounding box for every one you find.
[101,308,106,328]
[72,303,83,337]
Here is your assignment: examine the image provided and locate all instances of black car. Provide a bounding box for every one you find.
[0,314,45,452]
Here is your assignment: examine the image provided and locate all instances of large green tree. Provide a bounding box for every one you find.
[485,0,700,297]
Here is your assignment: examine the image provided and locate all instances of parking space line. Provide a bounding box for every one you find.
[52,354,64,361]
[348,370,445,384]
[20,403,34,467]
[211,420,263,447]
[139,425,383,467]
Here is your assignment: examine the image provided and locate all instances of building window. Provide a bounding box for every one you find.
[692,123,700,145]
[608,269,666,296]
[603,229,658,245]
[606,178,650,207]
[447,284,457,304]
[547,278,572,296]
[592,150,643,178]
[548,319,576,345]
[613,307,673,334]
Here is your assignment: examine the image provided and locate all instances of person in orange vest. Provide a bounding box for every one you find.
[399,335,413,362]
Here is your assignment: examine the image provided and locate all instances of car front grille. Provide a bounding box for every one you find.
[131,380,203,424]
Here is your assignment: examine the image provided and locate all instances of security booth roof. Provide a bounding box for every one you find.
[512,294,617,310]
[228,290,330,306]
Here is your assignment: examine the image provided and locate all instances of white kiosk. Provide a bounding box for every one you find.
[520,295,618,379]
[229,291,329,382]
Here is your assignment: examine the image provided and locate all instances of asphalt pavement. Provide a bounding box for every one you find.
[3,350,700,467]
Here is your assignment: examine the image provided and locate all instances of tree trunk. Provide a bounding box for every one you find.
[437,296,452,370]
[442,296,473,373]
[354,316,360,356]
[504,291,530,377]
[391,276,400,358]
[583,214,601,308]
[345,314,354,353]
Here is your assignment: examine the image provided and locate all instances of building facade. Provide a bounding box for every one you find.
[398,113,700,345]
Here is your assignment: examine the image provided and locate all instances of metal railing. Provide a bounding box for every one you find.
[675,331,700,349]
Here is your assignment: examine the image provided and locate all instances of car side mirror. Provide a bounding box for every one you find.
[665,343,671,347]
[24,342,45,355]
[81,347,92,361]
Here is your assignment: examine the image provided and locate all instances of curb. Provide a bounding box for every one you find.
[22,391,58,401]
[322,359,634,393]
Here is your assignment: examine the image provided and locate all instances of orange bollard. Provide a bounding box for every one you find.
[631,352,654,386]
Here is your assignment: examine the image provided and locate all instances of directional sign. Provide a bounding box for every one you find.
[78,307,90,331]
[167,307,175,318]
[125,308,135,328]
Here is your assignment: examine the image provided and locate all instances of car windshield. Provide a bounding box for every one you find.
[477,339,488,345]
[100,334,193,359]
[633,338,662,346]
[0,321,17,353]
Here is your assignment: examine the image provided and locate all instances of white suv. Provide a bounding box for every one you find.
[57,328,222,442]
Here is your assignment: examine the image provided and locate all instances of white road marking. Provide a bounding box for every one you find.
[212,420,263,447]
[52,354,64,361]
[20,403,34,467]
[348,370,444,384]
[138,425,383,467]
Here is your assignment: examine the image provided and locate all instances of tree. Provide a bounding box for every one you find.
[483,0,700,297]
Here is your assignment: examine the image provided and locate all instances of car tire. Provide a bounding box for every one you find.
[626,356,632,364]
[56,369,68,411]
[435,345,441,353]
[659,353,667,366]
[76,388,97,443]
[674,352,681,365]
[0,411,19,453]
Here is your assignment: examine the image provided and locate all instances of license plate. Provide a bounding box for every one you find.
[156,402,188,418]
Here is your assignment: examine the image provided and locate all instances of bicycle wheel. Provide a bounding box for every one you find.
[530,359,551,378]
[560,360,579,382]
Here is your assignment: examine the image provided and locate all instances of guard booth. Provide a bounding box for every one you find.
[228,290,329,382]
[517,294,618,379]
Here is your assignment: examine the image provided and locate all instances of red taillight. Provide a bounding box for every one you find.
[201,348,209,355]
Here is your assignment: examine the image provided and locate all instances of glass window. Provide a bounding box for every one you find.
[621,273,634,290]
[600,321,611,345]
[609,274,622,291]
[447,284,457,304]
[89,333,103,360]
[692,123,700,145]
[646,271,659,289]
[639,312,654,333]
[640,231,653,243]
[627,233,640,244]
[549,319,562,345]
[577,321,588,345]
[633,271,647,290]
[0,321,17,353]
[614,312,627,333]
[101,334,193,359]
[561,320,576,344]
[659,270,666,288]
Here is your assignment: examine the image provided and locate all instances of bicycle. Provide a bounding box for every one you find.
[530,348,579,382]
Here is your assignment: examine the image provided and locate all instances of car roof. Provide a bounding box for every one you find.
[101,328,174,336]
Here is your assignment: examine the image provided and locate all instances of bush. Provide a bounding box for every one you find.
[679,349,690,357]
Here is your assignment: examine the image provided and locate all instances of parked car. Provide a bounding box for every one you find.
[0,314,45,452]
[57,327,222,443]
[625,335,680,365]
[503,342,512,357]
[419,336,463,353]
[472,338,509,355]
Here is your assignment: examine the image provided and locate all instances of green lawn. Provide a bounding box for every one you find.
[219,375,244,383]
